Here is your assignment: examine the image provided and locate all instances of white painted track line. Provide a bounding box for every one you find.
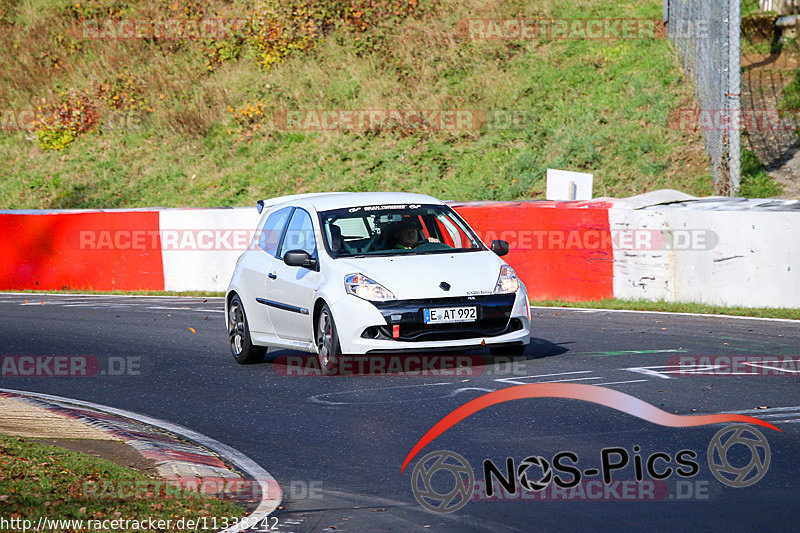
[531,305,800,323]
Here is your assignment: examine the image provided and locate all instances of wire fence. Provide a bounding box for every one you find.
[664,0,741,195]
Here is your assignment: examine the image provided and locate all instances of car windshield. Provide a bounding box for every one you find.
[319,203,484,258]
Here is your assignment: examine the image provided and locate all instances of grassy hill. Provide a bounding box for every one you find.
[0,0,714,209]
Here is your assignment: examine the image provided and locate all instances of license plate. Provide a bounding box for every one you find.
[423,306,477,324]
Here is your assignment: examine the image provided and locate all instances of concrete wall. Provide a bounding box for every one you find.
[159,208,261,292]
[610,206,800,307]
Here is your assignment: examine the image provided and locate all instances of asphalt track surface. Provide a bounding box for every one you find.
[0,294,798,532]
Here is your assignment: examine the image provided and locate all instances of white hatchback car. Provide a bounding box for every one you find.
[225,192,531,372]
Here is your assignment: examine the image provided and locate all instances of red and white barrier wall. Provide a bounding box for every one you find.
[1,198,798,308]
[0,211,164,292]
[451,201,614,301]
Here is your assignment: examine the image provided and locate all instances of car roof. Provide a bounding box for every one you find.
[264,192,445,212]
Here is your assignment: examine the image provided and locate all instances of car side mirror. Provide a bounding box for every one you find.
[491,240,509,257]
[284,250,318,270]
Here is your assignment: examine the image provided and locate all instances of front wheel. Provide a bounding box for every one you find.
[228,294,267,364]
[316,304,341,375]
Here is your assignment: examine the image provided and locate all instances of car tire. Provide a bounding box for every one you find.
[316,303,341,375]
[489,343,527,356]
[228,294,267,365]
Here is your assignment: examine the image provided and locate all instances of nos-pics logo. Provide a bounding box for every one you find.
[403,385,780,513]
[411,424,771,513]
[411,450,474,513]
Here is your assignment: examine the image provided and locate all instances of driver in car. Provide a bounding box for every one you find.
[392,223,424,250]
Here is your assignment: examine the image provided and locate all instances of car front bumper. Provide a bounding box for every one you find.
[330,287,531,354]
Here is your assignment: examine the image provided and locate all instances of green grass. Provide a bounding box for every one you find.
[739,146,783,198]
[0,0,714,209]
[742,0,767,18]
[741,2,783,56]
[531,299,800,319]
[0,435,244,532]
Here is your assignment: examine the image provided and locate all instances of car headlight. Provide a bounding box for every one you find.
[344,273,396,302]
[494,265,519,294]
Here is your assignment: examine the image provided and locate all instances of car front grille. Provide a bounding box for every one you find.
[361,294,519,342]
[361,317,523,342]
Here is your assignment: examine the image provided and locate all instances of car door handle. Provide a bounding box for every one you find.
[268,272,277,280]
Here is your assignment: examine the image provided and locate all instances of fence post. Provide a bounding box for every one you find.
[728,0,742,195]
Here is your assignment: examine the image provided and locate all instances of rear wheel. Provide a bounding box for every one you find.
[228,294,267,364]
[316,304,341,375]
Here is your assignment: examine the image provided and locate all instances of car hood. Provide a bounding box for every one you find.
[334,251,505,300]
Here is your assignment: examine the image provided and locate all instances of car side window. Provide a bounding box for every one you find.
[280,208,317,259]
[259,207,293,256]
[333,217,371,239]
